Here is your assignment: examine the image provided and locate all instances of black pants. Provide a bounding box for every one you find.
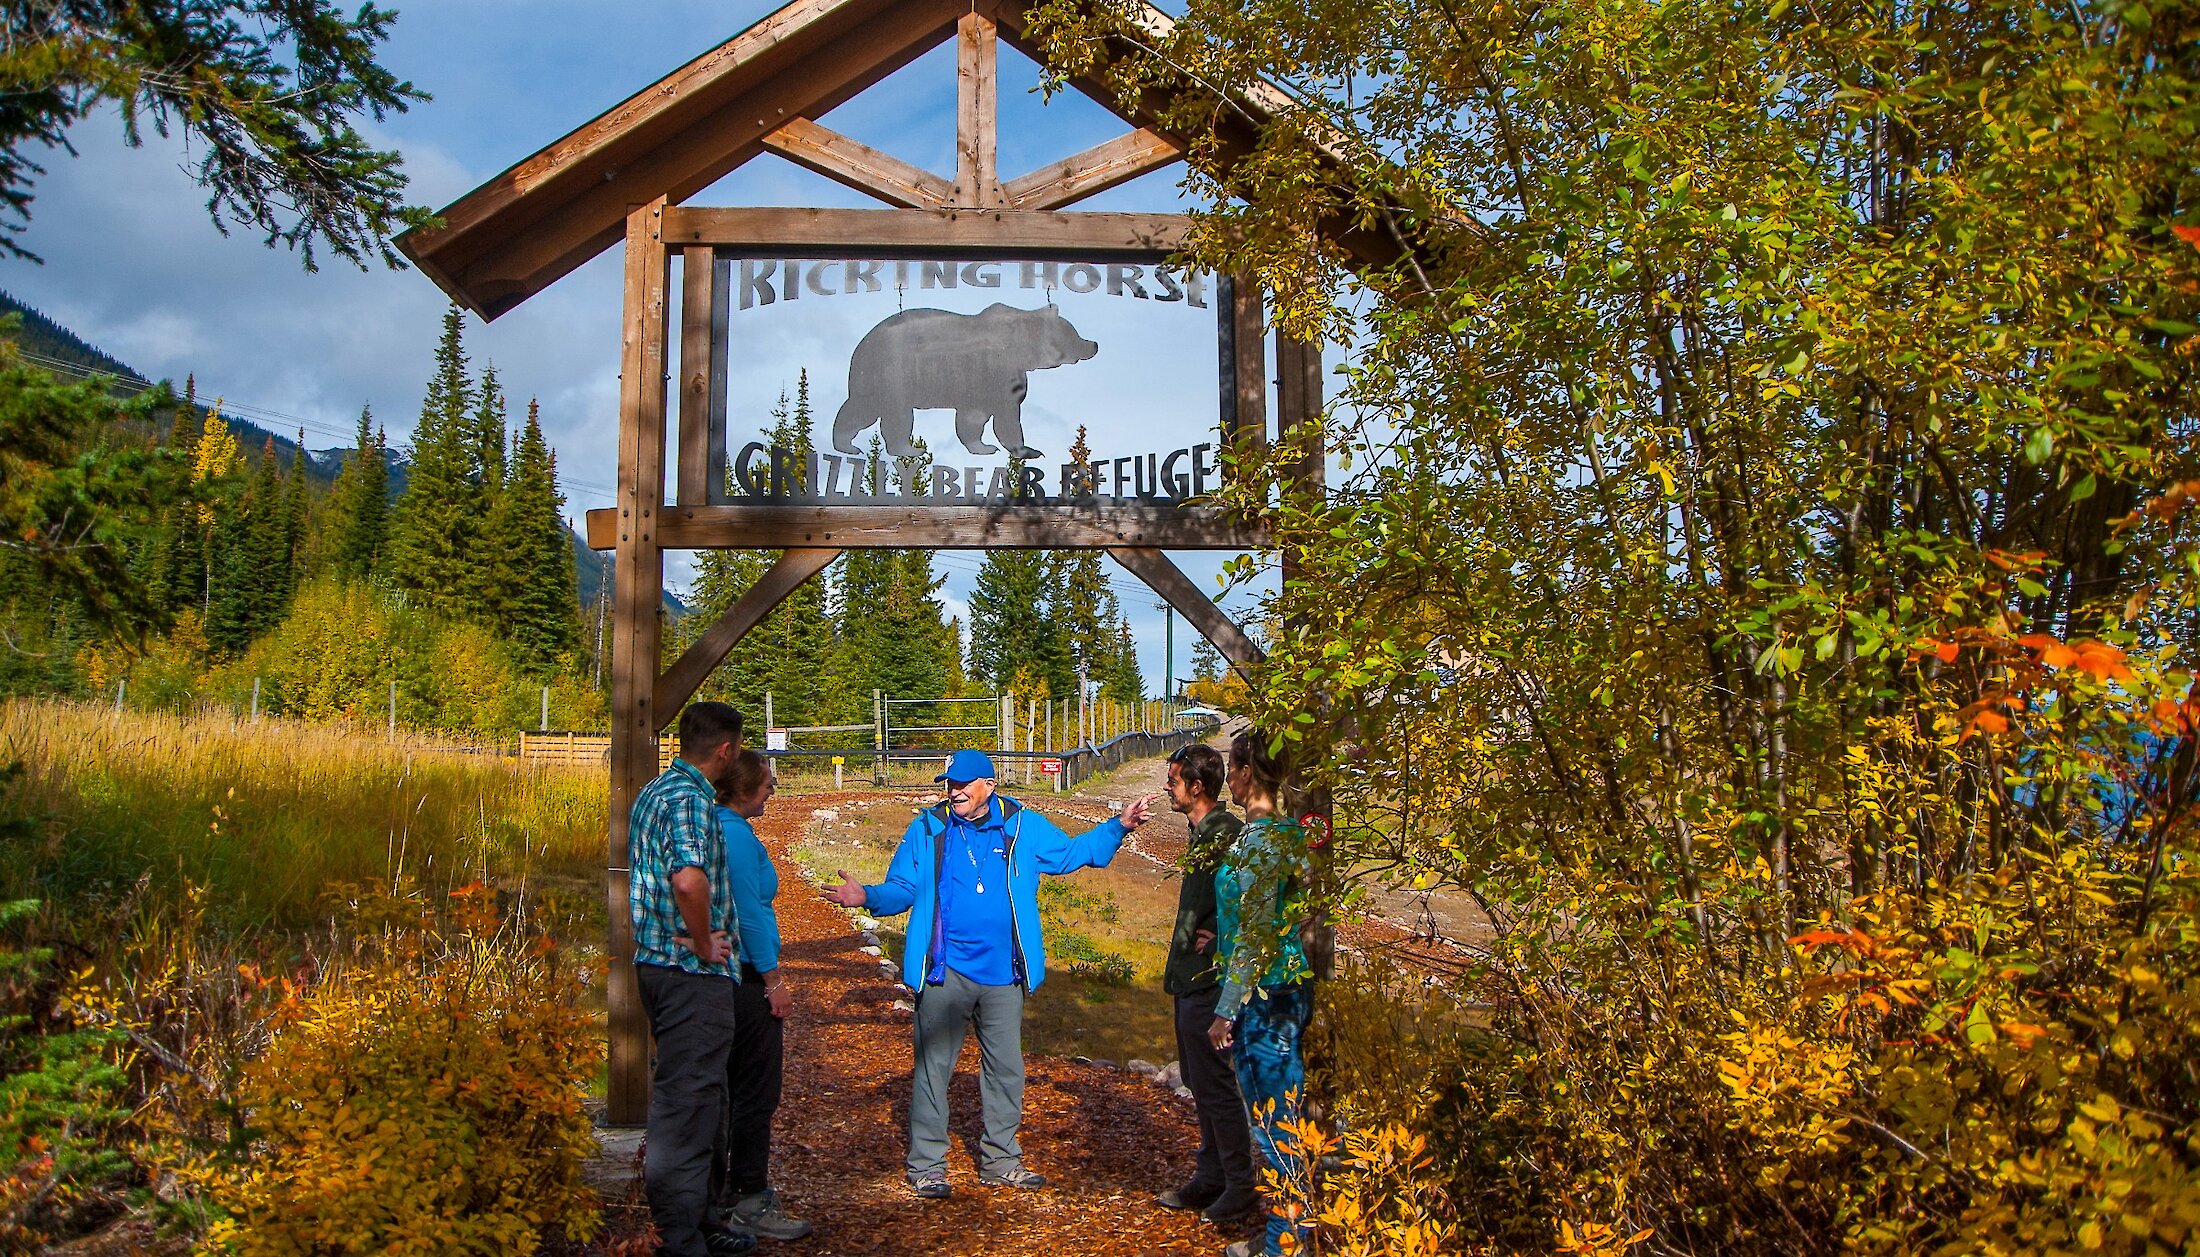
[637,963,740,1257]
[1173,986,1256,1194]
[713,965,785,1204]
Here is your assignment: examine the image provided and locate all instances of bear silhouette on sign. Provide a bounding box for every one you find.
[831,303,1098,460]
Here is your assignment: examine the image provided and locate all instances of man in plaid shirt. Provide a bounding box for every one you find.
[631,701,753,1257]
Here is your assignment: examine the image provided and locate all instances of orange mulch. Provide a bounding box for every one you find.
[608,791,1256,1257]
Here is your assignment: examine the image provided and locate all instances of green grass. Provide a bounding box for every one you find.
[0,699,607,936]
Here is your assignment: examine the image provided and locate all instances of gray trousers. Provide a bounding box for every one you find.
[637,963,740,1257]
[909,968,1026,1177]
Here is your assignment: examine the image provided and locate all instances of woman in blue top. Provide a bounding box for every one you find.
[706,750,812,1242]
[1207,730,1314,1257]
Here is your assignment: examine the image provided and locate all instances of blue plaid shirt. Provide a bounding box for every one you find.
[628,758,738,977]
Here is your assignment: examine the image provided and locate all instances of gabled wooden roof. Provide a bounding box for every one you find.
[400,0,1406,320]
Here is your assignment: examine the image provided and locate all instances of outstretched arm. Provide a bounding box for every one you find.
[1030,793,1159,875]
[825,818,928,916]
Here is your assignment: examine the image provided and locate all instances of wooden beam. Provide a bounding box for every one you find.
[661,206,1189,259]
[1108,546,1263,669]
[1277,334,1325,498]
[762,117,954,209]
[403,0,966,318]
[1223,275,1269,479]
[1001,128,1182,211]
[955,13,1002,207]
[653,548,842,725]
[983,1,1422,274]
[676,246,714,506]
[607,198,673,1127]
[585,503,1267,551]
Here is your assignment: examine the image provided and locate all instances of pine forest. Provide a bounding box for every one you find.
[3,313,1154,741]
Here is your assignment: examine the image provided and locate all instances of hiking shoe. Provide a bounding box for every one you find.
[1222,1243,1258,1257]
[1201,1185,1261,1224]
[728,1188,812,1241]
[977,1165,1048,1189]
[701,1227,757,1257]
[906,1169,952,1199]
[1157,1181,1224,1210]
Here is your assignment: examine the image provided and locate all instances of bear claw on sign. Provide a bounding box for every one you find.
[832,304,1097,460]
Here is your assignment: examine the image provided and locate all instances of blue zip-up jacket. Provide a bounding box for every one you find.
[863,795,1127,992]
[715,805,781,973]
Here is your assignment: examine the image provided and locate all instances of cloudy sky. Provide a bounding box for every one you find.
[8,0,1281,693]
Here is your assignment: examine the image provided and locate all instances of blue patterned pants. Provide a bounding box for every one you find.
[1234,983,1314,1255]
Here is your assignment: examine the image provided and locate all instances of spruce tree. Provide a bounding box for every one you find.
[283,429,311,581]
[1100,614,1144,703]
[834,436,956,713]
[967,549,1059,694]
[208,438,291,650]
[386,305,481,620]
[473,365,507,486]
[754,374,838,723]
[1190,637,1223,684]
[329,406,389,583]
[154,385,205,614]
[678,547,774,710]
[186,405,243,621]
[1044,427,1125,690]
[492,399,581,673]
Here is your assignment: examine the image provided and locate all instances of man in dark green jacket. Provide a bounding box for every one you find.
[1154,742,1258,1223]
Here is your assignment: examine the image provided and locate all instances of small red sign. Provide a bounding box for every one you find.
[1040,757,1063,774]
[1299,811,1333,849]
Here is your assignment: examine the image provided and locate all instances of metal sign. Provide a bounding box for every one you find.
[708,253,1222,507]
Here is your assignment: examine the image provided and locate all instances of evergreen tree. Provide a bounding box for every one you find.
[153,383,205,613]
[208,438,293,650]
[834,436,957,713]
[492,399,580,673]
[673,374,845,726]
[283,428,311,579]
[1100,614,1144,703]
[966,549,1060,694]
[751,374,838,724]
[473,363,506,490]
[1190,637,1223,684]
[676,547,774,711]
[329,405,389,583]
[186,405,243,619]
[386,306,481,620]
[1043,429,1125,689]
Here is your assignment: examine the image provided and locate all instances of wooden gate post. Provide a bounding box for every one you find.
[607,196,672,1126]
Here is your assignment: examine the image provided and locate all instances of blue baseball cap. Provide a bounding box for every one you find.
[935,749,996,783]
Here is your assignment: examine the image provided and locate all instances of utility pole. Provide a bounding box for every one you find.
[1164,605,1174,703]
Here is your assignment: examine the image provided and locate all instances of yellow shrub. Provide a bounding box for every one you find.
[1311,1119,1472,1257]
[195,887,601,1255]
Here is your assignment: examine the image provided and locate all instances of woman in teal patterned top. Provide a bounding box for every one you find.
[1206,730,1314,1257]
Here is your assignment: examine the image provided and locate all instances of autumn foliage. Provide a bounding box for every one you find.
[1037,0,2200,1245]
[185,883,603,1255]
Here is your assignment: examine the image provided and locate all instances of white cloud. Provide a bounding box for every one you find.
[9,0,1278,694]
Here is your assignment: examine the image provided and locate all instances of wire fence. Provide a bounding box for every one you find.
[518,688,1222,790]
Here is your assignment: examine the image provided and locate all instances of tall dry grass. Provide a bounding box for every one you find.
[0,698,606,932]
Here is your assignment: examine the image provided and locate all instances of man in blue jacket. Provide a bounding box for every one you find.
[829,749,1156,1200]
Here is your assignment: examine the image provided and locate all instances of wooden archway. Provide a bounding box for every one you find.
[401,0,1380,1123]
